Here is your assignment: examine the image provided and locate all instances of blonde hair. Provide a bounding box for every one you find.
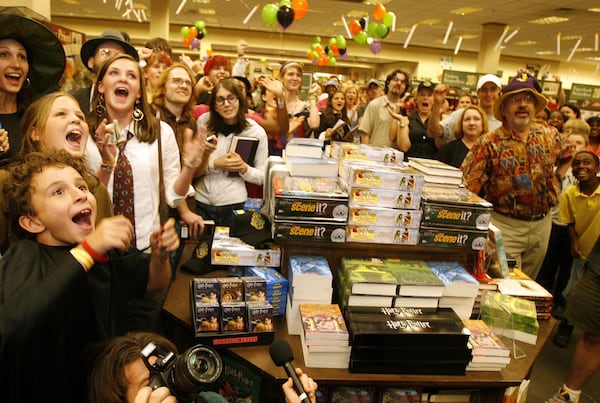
[563,118,590,136]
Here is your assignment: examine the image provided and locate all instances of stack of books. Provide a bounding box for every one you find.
[480,291,539,345]
[463,319,511,371]
[346,306,472,375]
[427,260,479,319]
[407,157,464,188]
[418,187,492,251]
[336,257,446,309]
[271,176,349,244]
[284,138,339,177]
[286,254,334,335]
[298,303,351,368]
[494,276,553,320]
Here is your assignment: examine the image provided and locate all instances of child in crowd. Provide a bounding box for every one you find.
[552,151,600,353]
[0,151,179,403]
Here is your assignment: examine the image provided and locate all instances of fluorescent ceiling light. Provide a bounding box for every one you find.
[529,16,569,25]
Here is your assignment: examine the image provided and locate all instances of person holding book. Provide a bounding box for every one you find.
[462,72,574,279]
[548,235,600,403]
[317,90,351,142]
[436,105,488,168]
[0,151,179,403]
[194,78,268,226]
[552,150,600,349]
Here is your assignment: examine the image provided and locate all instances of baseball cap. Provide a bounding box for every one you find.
[417,81,434,92]
[182,240,216,275]
[476,74,502,91]
[324,79,338,89]
[366,79,381,88]
[229,211,273,248]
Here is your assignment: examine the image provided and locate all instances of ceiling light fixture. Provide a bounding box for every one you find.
[404,24,418,49]
[596,33,599,52]
[504,27,520,44]
[454,36,463,55]
[443,21,453,45]
[494,26,509,51]
[567,36,582,62]
[176,0,187,14]
[243,5,258,24]
[342,16,352,38]
[557,32,561,55]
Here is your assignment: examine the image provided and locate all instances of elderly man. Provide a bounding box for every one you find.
[462,72,574,278]
[428,74,503,146]
[359,69,410,147]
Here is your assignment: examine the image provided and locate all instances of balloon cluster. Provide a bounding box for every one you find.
[306,36,347,67]
[347,4,395,54]
[262,0,308,30]
[180,21,208,49]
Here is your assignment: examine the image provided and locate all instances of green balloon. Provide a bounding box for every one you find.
[354,31,368,45]
[314,36,321,44]
[279,0,292,6]
[367,22,378,37]
[180,26,190,38]
[383,11,396,28]
[329,56,336,66]
[262,3,279,26]
[376,24,389,39]
[195,20,205,30]
[329,37,337,46]
[336,35,347,49]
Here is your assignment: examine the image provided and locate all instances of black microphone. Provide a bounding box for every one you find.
[269,339,311,403]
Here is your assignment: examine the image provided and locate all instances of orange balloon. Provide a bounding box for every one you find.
[206,48,213,56]
[183,37,192,48]
[373,4,387,21]
[291,0,308,20]
[349,19,362,36]
[189,26,199,39]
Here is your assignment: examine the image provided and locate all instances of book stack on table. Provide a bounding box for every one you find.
[427,260,479,319]
[345,306,472,375]
[286,254,334,335]
[298,303,351,368]
[284,138,339,178]
[463,319,511,372]
[407,157,464,188]
[494,276,553,320]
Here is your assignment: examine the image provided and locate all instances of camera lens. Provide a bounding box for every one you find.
[169,344,222,397]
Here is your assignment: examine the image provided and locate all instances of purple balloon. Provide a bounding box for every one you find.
[191,38,200,49]
[370,40,382,54]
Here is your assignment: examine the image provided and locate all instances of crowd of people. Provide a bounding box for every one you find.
[0,10,599,403]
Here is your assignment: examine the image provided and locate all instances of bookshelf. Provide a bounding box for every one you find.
[162,242,555,403]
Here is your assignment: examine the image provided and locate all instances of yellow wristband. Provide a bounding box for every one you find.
[102,158,116,167]
[70,245,94,271]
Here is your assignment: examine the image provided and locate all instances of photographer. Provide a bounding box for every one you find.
[88,332,226,403]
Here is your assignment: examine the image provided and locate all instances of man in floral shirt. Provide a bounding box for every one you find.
[462,72,573,278]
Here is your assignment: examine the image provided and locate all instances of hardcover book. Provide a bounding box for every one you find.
[426,260,480,298]
[285,138,325,158]
[228,135,258,177]
[340,257,398,296]
[336,277,395,309]
[346,306,470,348]
[299,303,349,342]
[299,330,350,368]
[351,344,472,362]
[393,296,439,308]
[384,259,445,297]
[462,319,510,357]
[285,155,339,178]
[407,157,463,178]
[348,358,468,375]
[288,254,333,288]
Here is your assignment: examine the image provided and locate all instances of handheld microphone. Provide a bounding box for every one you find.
[269,339,311,403]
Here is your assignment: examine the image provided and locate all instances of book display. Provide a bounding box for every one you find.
[463,319,511,372]
[407,157,464,188]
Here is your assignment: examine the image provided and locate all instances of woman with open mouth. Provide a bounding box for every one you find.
[0,13,66,161]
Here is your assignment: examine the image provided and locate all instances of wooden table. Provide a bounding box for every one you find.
[163,243,556,402]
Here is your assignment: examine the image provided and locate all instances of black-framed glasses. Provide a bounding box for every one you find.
[170,77,193,87]
[215,94,238,106]
[508,94,535,104]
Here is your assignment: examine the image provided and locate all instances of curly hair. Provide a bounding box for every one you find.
[1,151,97,240]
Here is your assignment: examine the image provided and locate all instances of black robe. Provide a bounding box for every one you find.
[0,240,150,403]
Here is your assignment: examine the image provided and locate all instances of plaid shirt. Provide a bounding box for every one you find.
[461,122,573,218]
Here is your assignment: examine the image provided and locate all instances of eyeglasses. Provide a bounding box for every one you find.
[98,48,119,59]
[390,77,407,83]
[215,94,239,106]
[170,77,193,87]
[508,94,535,104]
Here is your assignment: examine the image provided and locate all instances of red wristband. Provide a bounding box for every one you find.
[81,239,110,263]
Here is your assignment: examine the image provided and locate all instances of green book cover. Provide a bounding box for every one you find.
[340,257,398,296]
[480,291,539,334]
[384,258,445,297]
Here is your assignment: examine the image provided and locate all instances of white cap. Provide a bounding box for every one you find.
[476,74,502,91]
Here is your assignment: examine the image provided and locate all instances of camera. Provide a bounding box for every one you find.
[141,342,222,401]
